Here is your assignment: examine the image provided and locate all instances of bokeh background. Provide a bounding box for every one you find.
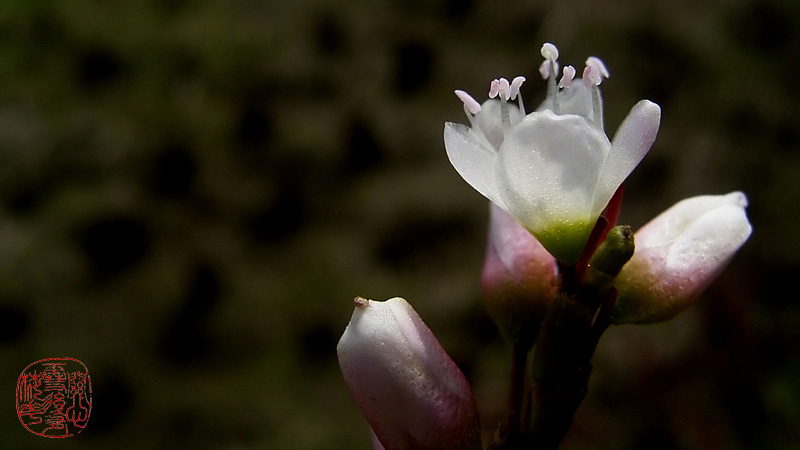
[1,0,798,449]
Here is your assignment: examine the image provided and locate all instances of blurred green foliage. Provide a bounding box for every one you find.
[1,0,799,449]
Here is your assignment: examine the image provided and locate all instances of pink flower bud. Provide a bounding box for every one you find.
[337,297,482,450]
[481,203,559,345]
[612,192,752,324]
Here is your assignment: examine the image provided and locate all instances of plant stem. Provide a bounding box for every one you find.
[527,264,599,450]
[505,343,530,448]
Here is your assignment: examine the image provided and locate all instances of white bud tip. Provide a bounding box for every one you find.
[540,43,559,61]
[454,89,481,114]
[583,65,602,87]
[585,56,610,78]
[489,79,500,98]
[559,65,576,88]
[509,76,525,99]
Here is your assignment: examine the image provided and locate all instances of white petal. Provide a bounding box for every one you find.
[444,122,506,209]
[543,81,595,119]
[496,111,610,262]
[667,197,752,272]
[475,99,522,149]
[498,111,609,231]
[637,191,748,247]
[594,100,661,215]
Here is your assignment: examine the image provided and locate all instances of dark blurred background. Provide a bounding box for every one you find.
[1,0,798,449]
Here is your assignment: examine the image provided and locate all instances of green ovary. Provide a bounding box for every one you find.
[532,220,593,265]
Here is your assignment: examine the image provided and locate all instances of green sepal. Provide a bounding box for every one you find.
[583,225,634,293]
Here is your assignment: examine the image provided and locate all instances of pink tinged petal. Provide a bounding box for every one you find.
[481,204,559,344]
[337,297,482,450]
[444,122,507,210]
[612,192,752,324]
[497,111,611,263]
[593,100,661,217]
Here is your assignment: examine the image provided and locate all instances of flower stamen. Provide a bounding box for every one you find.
[582,65,605,129]
[489,79,500,98]
[489,78,514,126]
[585,56,610,79]
[540,43,560,113]
[559,65,576,89]
[455,89,482,115]
[510,76,526,114]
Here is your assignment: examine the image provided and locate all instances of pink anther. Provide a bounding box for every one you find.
[540,43,559,61]
[559,65,576,88]
[539,61,550,79]
[497,78,511,101]
[582,65,602,87]
[489,79,501,98]
[454,90,481,115]
[585,56,610,78]
[509,76,526,100]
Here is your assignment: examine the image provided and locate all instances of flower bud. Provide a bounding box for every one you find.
[612,192,752,324]
[481,204,559,346]
[583,225,635,296]
[337,297,482,450]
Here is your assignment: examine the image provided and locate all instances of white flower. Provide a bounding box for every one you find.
[612,192,752,324]
[444,43,661,264]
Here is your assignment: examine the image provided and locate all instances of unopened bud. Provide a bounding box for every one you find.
[337,297,482,450]
[481,204,559,346]
[612,192,752,324]
[584,225,635,292]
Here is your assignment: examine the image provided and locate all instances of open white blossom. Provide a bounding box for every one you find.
[444,43,661,264]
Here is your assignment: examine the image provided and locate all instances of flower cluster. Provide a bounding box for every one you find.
[337,43,751,450]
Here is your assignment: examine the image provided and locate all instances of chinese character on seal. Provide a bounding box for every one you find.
[16,358,92,438]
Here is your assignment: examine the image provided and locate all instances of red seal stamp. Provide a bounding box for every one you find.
[16,358,92,438]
